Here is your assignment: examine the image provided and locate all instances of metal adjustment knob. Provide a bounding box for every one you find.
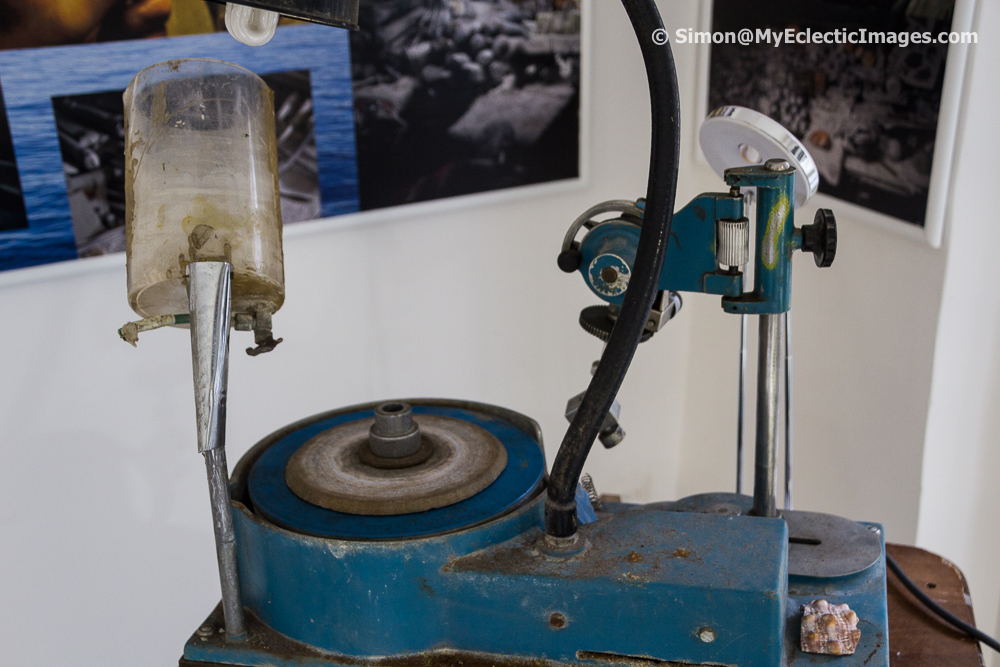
[717,217,750,268]
[369,402,422,458]
[801,208,837,267]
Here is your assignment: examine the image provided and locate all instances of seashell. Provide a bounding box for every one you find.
[800,599,861,656]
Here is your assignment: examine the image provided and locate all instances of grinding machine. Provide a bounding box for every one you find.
[116,1,890,665]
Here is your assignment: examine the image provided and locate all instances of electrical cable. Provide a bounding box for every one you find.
[544,0,681,538]
[886,552,1000,654]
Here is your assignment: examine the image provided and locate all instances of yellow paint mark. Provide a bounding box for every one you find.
[762,193,790,270]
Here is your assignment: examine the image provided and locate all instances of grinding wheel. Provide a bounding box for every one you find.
[285,414,508,516]
[700,105,819,209]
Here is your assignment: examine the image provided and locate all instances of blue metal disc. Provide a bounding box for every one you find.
[248,405,546,539]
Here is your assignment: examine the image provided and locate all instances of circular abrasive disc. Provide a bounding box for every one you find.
[700,105,819,209]
[285,414,508,516]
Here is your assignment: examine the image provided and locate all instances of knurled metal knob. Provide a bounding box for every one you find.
[801,208,837,267]
[717,217,750,268]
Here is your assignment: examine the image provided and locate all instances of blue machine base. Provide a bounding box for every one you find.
[183,400,889,667]
[181,501,888,667]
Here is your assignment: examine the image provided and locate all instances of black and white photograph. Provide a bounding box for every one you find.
[0,80,28,233]
[350,0,581,210]
[709,0,957,227]
[51,70,320,258]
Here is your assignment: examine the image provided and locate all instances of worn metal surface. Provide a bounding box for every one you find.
[654,493,889,666]
[247,403,545,539]
[188,261,245,638]
[368,402,422,459]
[722,166,797,315]
[575,194,744,307]
[752,313,782,518]
[784,311,794,510]
[784,510,883,578]
[204,447,245,639]
[188,261,232,456]
[285,413,508,516]
[186,500,787,666]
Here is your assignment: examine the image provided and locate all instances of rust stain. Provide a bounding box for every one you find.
[626,552,644,563]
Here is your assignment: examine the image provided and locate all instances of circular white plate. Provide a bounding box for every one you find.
[699,106,819,209]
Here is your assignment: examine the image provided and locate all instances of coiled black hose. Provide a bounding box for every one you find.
[544,0,681,537]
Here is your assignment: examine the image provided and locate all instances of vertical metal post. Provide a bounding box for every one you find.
[751,313,782,518]
[783,310,794,511]
[736,313,748,494]
[189,261,246,639]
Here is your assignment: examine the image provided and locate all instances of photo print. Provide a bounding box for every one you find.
[709,0,958,227]
[350,0,581,209]
[51,70,318,258]
[0,79,28,233]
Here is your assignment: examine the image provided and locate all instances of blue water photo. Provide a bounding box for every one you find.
[0,24,358,273]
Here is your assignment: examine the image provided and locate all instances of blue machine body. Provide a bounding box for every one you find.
[181,400,889,667]
[577,164,807,315]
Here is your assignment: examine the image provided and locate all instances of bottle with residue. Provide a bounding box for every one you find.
[123,58,284,346]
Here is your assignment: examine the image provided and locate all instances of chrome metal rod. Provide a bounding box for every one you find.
[189,261,246,639]
[783,310,794,511]
[751,313,782,517]
[736,313,748,494]
[204,447,245,638]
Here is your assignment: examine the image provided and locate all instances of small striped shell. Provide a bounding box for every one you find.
[800,599,861,656]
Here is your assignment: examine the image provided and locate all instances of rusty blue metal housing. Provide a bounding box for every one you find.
[576,163,817,316]
[179,400,889,667]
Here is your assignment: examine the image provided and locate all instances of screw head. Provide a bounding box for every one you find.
[698,627,717,643]
[764,158,791,171]
[549,612,567,629]
[197,624,214,638]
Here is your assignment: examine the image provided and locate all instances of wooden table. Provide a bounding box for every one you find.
[887,543,984,666]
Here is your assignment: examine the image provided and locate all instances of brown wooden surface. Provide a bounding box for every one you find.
[887,543,984,667]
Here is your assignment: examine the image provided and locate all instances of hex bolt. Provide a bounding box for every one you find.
[765,158,790,171]
[369,402,422,458]
[698,627,716,643]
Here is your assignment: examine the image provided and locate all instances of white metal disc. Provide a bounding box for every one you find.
[699,106,819,209]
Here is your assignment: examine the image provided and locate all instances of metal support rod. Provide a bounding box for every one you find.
[783,310,794,511]
[189,261,246,639]
[736,313,748,494]
[751,313,782,517]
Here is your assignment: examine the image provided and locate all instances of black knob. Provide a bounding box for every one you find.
[801,208,837,267]
[558,248,582,273]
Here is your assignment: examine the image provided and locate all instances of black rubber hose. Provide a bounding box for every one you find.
[886,553,1000,653]
[544,0,680,537]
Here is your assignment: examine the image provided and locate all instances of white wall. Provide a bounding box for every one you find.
[918,0,1000,656]
[1,0,997,665]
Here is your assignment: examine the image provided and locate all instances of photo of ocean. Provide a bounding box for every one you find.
[0,23,358,273]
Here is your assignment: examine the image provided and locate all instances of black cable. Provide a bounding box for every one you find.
[886,552,1000,653]
[544,0,681,538]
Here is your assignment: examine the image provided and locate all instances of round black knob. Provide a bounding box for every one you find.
[801,208,837,267]
[558,248,582,273]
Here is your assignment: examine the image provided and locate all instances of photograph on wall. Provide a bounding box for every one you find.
[0,80,28,234]
[708,0,957,228]
[350,0,581,209]
[0,0,583,274]
[0,17,356,272]
[51,70,317,258]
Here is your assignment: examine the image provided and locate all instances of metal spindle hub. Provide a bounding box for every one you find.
[369,402,423,458]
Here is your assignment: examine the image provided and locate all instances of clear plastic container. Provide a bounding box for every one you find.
[123,59,284,319]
